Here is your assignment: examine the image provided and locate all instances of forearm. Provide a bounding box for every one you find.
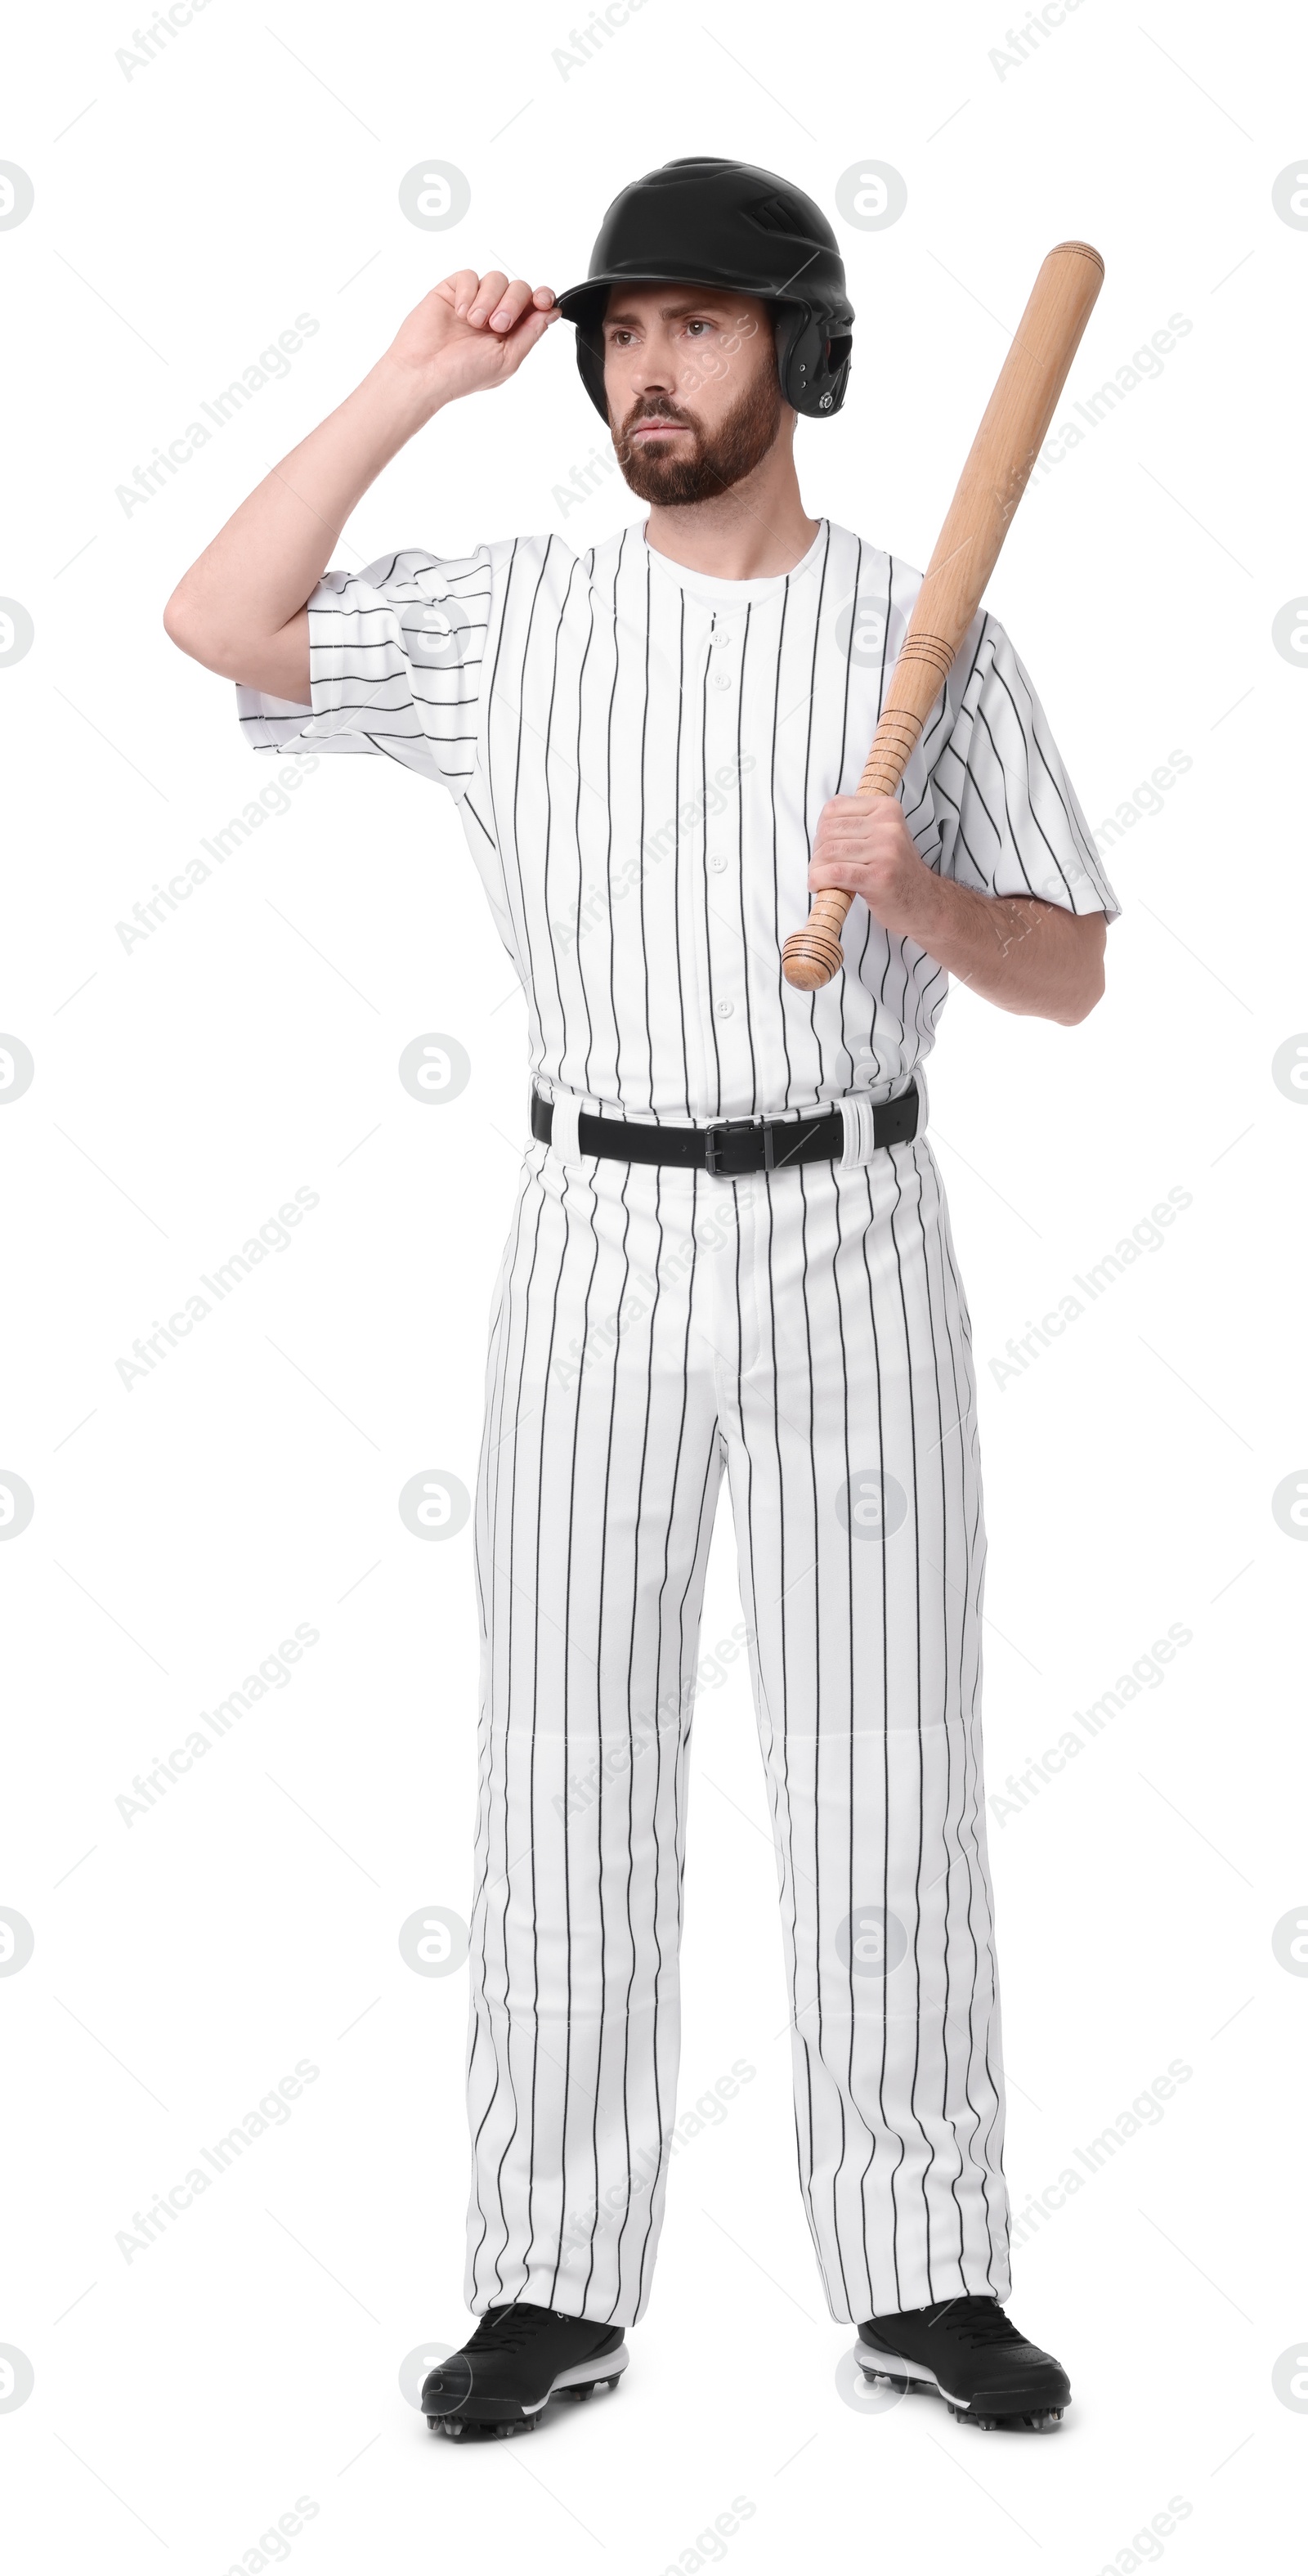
[163,354,436,688]
[899,871,1106,1024]
[808,795,1107,1027]
[163,268,558,700]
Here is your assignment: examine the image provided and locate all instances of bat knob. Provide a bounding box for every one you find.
[782,918,846,991]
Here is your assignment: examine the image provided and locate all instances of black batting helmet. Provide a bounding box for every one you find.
[555,156,854,423]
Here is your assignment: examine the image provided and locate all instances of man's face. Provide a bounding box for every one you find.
[601,284,785,505]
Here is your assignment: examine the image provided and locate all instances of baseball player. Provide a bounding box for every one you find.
[165,158,1118,2439]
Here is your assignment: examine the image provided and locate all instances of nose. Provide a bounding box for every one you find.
[629,352,673,401]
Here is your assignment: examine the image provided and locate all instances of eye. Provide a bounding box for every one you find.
[684,319,712,338]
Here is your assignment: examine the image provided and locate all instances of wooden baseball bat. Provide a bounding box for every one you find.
[781,240,1104,992]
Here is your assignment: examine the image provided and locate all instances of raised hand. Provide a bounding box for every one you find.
[164,269,561,700]
[385,271,560,410]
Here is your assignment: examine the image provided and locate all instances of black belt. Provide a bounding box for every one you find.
[530,1083,919,1177]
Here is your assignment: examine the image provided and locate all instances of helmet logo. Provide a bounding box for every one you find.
[559,159,853,427]
[745,190,802,235]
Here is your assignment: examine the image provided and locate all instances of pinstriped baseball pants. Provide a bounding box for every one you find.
[464,1122,1011,2327]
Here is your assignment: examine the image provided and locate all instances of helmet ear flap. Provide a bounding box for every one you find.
[580,298,852,428]
[774,306,853,417]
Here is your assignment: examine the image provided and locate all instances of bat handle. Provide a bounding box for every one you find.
[780,712,927,991]
[781,889,852,991]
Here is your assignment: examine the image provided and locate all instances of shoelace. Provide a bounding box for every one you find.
[929,2298,1026,2350]
[468,2305,555,2356]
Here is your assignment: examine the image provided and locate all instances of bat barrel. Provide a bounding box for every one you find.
[781,240,1104,994]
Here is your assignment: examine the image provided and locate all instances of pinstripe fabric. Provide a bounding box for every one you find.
[238,521,1119,1122]
[238,515,1116,2325]
[464,1132,1003,2327]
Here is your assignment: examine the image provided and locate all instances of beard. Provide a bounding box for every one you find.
[612,363,784,507]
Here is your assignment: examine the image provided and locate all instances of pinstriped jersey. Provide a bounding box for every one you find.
[238,517,1118,1122]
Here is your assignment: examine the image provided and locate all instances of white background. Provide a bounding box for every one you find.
[2,0,1306,2568]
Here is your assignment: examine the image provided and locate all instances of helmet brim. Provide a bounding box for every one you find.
[555,263,849,334]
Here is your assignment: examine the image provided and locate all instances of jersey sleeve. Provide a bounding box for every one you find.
[235,546,493,801]
[921,612,1120,918]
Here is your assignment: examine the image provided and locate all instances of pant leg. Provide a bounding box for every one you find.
[464,1146,722,2326]
[719,1136,1010,2324]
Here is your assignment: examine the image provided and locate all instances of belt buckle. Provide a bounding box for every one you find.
[703,1115,773,1177]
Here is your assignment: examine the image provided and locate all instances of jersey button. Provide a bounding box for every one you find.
[710,667,733,690]
[715,997,734,1018]
[709,854,728,872]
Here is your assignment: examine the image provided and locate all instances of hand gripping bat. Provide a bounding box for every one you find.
[780,240,1104,992]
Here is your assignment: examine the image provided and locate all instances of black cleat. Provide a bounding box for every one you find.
[856,2295,1071,2431]
[422,2302,628,2439]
